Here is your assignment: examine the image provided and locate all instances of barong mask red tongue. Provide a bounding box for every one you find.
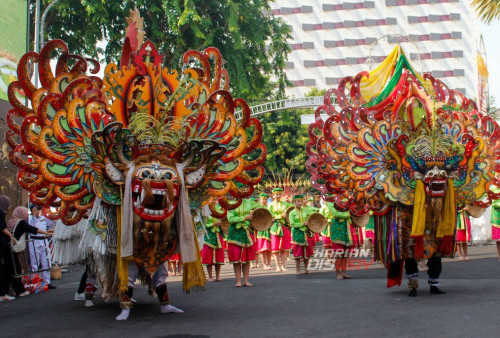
[423,167,448,197]
[131,159,180,221]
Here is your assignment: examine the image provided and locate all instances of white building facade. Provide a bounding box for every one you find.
[270,0,481,99]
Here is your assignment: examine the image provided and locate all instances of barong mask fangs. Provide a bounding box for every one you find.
[132,159,180,221]
[423,167,448,197]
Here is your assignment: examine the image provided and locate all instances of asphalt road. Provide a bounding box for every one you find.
[2,245,500,338]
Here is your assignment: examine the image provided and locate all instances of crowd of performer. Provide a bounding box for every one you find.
[193,188,500,288]
[3,190,500,302]
[196,188,371,286]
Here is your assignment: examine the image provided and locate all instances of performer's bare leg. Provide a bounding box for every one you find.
[266,252,272,269]
[262,252,270,269]
[295,258,301,275]
[176,262,182,276]
[280,251,287,271]
[154,264,183,314]
[253,253,260,268]
[243,262,252,286]
[335,258,344,280]
[233,263,242,287]
[342,258,352,279]
[206,264,214,282]
[273,252,281,271]
[215,264,222,281]
[304,258,309,274]
[497,242,500,261]
[458,243,464,260]
[462,244,469,260]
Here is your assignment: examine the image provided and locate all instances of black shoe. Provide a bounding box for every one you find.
[430,285,445,294]
[408,289,418,297]
[48,284,57,290]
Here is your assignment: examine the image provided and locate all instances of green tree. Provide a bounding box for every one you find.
[259,88,326,178]
[488,95,498,118]
[37,0,291,102]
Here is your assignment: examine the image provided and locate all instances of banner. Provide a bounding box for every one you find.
[477,52,489,115]
[0,0,28,101]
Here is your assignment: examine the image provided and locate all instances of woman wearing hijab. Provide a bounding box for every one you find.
[0,195,17,301]
[1,200,52,301]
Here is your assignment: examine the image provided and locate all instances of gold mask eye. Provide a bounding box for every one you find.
[161,170,174,180]
[141,169,153,179]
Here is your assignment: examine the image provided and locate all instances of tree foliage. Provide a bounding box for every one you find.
[37,0,291,102]
[259,88,326,178]
[471,0,500,23]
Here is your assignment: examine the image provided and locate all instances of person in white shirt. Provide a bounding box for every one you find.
[28,206,56,289]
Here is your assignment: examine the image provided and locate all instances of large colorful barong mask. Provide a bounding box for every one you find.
[131,156,180,221]
[306,46,500,216]
[7,10,266,225]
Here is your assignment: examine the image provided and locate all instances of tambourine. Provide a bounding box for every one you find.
[306,213,328,234]
[250,207,273,231]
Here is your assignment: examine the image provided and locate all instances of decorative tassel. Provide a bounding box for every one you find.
[413,237,424,260]
[182,220,206,293]
[437,178,456,238]
[387,260,404,288]
[116,206,129,292]
[411,180,426,237]
[438,235,455,256]
[436,179,456,256]
[411,180,426,259]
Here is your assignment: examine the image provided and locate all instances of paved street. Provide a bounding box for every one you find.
[2,245,500,338]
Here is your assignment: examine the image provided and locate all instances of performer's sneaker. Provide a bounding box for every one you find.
[430,286,446,294]
[408,289,418,297]
[18,291,30,297]
[1,295,16,301]
[74,292,86,300]
[48,284,57,289]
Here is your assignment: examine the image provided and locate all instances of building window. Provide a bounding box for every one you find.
[323,1,376,11]
[386,0,458,6]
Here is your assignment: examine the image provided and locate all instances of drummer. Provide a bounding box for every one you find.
[289,194,315,275]
[256,193,272,270]
[269,188,292,272]
[226,193,260,287]
[305,196,320,245]
[319,199,353,280]
[201,213,225,282]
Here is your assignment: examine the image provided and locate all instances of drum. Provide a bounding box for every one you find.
[467,205,487,218]
[306,213,328,234]
[351,214,370,227]
[250,207,274,231]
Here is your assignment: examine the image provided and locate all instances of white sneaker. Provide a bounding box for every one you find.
[74,292,86,301]
[18,291,30,297]
[1,295,15,301]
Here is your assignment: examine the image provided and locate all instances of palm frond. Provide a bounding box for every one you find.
[128,111,192,147]
[471,0,500,24]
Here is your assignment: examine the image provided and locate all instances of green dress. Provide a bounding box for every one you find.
[269,200,292,237]
[227,199,260,247]
[203,217,222,249]
[289,207,314,245]
[491,198,500,240]
[319,202,352,247]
